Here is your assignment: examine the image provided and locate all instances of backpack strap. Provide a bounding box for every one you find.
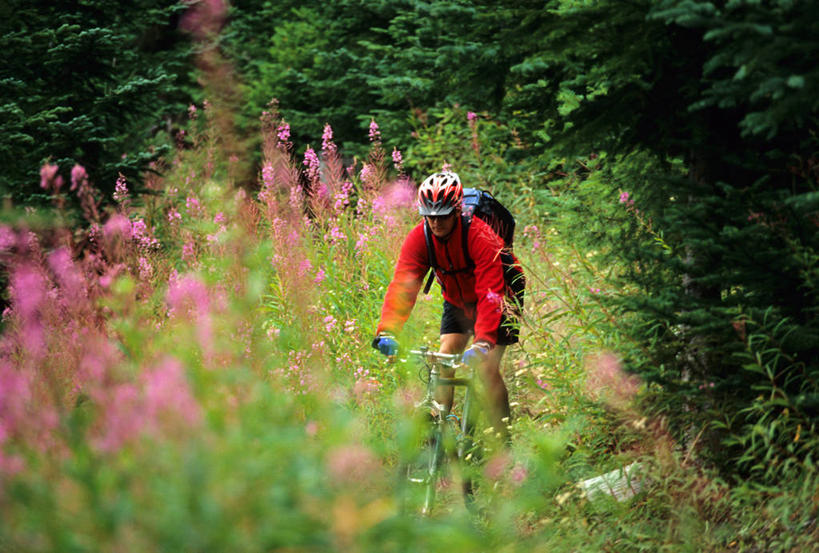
[460,213,474,270]
[422,220,437,295]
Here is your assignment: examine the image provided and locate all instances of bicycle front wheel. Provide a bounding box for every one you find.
[398,416,445,516]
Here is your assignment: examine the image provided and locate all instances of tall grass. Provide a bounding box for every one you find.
[0,101,816,552]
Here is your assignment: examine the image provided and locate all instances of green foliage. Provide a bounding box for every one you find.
[0,0,194,203]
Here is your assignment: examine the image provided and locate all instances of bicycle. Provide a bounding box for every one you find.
[396,346,483,516]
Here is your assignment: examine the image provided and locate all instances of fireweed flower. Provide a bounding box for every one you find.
[39,163,63,192]
[142,358,201,428]
[167,207,182,224]
[277,122,291,150]
[182,241,196,262]
[392,147,403,173]
[619,191,635,207]
[344,319,357,333]
[103,213,132,241]
[442,162,453,172]
[131,219,160,251]
[359,163,373,185]
[324,315,336,333]
[297,258,313,277]
[368,119,381,142]
[333,181,354,214]
[138,257,153,280]
[313,268,326,284]
[186,196,203,217]
[213,212,226,225]
[70,164,88,192]
[467,111,477,122]
[166,275,212,346]
[324,225,346,244]
[303,147,320,184]
[289,185,304,212]
[372,181,415,218]
[113,174,129,204]
[188,104,197,119]
[321,123,336,154]
[48,248,85,302]
[10,264,46,358]
[0,225,15,252]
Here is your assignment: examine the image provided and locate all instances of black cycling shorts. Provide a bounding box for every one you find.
[440,295,523,346]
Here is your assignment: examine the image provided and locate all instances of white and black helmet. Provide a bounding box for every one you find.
[417,171,463,216]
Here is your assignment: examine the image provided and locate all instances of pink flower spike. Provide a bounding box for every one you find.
[368,119,380,142]
[70,164,88,192]
[321,123,336,153]
[303,147,320,184]
[619,191,630,204]
[467,111,477,122]
[39,164,61,191]
[392,147,403,172]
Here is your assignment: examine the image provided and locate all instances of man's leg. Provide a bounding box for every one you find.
[479,345,511,443]
[438,332,469,410]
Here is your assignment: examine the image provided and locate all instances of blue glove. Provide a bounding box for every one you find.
[373,335,398,356]
[462,342,491,366]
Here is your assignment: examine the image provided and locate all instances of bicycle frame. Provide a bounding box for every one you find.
[405,346,477,515]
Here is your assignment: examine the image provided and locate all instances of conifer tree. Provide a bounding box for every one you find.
[0,0,193,203]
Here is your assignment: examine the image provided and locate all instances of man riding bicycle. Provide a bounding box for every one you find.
[372,171,524,442]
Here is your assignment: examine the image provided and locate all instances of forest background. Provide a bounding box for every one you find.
[1,0,817,551]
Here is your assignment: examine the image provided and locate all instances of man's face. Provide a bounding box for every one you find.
[425,212,458,238]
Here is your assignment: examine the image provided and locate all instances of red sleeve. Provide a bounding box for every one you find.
[468,221,506,346]
[376,223,429,336]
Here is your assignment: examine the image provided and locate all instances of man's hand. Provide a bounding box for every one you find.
[373,334,398,356]
[462,341,491,366]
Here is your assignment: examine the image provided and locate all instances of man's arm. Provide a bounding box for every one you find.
[375,223,429,337]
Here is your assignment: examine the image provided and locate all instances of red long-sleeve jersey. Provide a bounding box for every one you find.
[376,216,509,345]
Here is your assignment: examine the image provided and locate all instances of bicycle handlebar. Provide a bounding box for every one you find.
[406,348,462,368]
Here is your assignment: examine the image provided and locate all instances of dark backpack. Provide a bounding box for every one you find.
[422,188,521,296]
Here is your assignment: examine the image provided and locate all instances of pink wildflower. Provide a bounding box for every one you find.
[344,319,357,333]
[10,264,46,358]
[168,207,182,224]
[186,196,203,217]
[142,358,201,428]
[619,191,635,207]
[188,104,197,119]
[368,119,381,142]
[70,164,88,192]
[131,219,160,251]
[313,268,326,284]
[467,111,477,122]
[277,122,291,150]
[213,212,226,225]
[303,147,320,184]
[48,247,84,302]
[0,225,16,252]
[325,225,346,244]
[113,174,129,204]
[321,123,336,154]
[297,258,313,277]
[182,241,196,262]
[39,163,63,192]
[392,147,403,173]
[138,257,153,280]
[442,162,453,172]
[102,214,132,241]
[166,275,212,347]
[324,315,337,333]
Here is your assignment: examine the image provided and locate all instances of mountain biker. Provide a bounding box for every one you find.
[372,171,524,442]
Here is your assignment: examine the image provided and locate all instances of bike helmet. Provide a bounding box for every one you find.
[417,171,463,216]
